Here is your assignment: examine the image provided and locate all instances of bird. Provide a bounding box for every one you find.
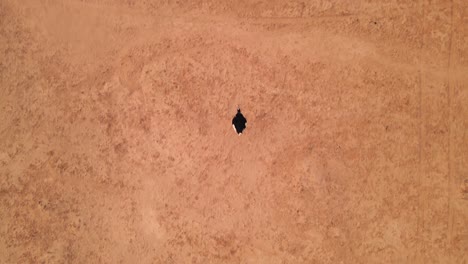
[232,107,247,135]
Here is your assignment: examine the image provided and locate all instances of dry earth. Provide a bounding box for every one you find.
[1,0,467,263]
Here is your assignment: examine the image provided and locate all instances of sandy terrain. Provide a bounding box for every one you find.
[1,0,467,263]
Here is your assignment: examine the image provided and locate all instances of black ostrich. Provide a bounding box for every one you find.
[232,108,247,135]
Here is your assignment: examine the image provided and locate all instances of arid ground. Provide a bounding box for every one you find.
[1,0,467,263]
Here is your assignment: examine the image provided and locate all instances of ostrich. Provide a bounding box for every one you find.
[232,107,247,135]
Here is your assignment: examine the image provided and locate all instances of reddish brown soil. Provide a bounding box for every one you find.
[1,0,467,263]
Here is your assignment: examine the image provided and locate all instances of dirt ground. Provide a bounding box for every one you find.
[1,0,467,263]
